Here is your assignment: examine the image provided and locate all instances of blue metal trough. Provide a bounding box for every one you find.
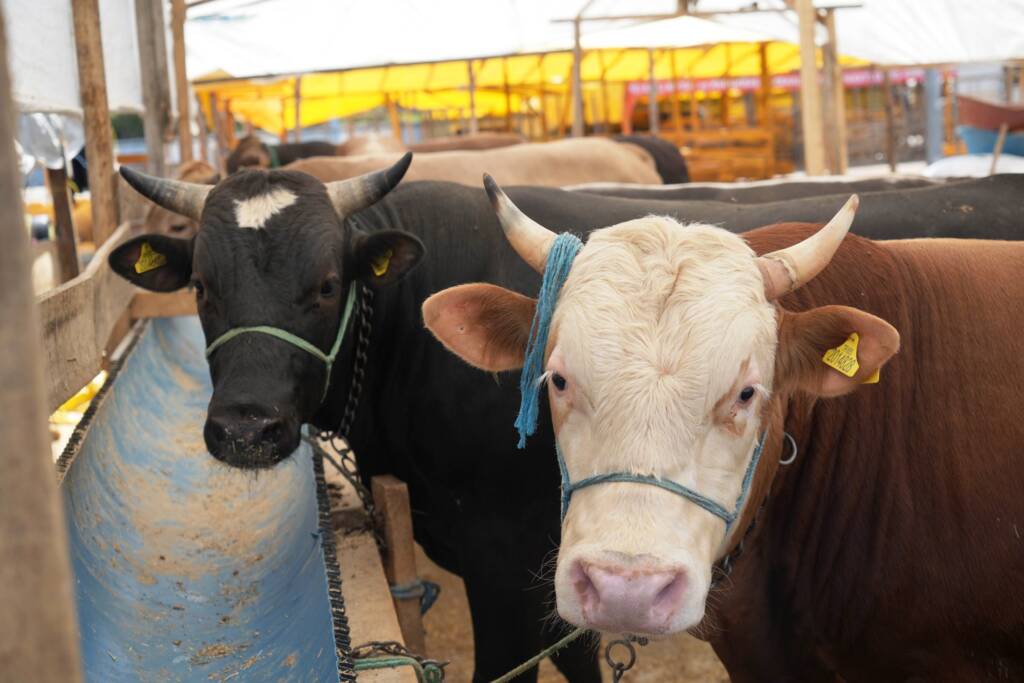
[57,316,353,682]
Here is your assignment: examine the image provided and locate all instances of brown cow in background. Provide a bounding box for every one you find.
[286,137,664,187]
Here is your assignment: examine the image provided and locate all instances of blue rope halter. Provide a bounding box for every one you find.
[516,232,767,530]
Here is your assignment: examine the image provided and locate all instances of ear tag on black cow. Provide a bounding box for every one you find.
[371,248,393,277]
[134,242,167,274]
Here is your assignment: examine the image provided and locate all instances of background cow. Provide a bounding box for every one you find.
[424,180,1024,681]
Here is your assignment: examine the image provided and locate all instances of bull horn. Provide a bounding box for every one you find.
[119,166,211,222]
[756,194,859,300]
[483,173,556,273]
[326,152,412,217]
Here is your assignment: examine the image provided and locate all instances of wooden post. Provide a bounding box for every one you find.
[668,49,683,136]
[72,0,119,245]
[210,93,227,171]
[225,103,237,147]
[571,19,584,137]
[466,60,479,135]
[0,8,84,680]
[822,8,848,173]
[648,48,660,134]
[134,0,171,176]
[990,122,1009,175]
[538,55,549,141]
[371,476,427,656]
[795,0,826,175]
[882,68,897,172]
[171,0,193,163]
[759,42,775,176]
[503,57,513,132]
[47,166,79,282]
[385,94,402,142]
[196,93,211,164]
[293,76,302,142]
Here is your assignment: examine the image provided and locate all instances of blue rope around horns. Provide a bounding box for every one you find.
[515,232,584,448]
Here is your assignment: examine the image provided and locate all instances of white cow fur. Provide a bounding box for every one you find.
[233,187,298,229]
[547,215,779,633]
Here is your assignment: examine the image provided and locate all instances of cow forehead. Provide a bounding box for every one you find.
[551,216,776,402]
[202,170,337,233]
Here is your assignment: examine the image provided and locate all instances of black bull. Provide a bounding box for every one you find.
[340,173,1022,681]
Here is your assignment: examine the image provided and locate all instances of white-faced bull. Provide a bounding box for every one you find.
[110,154,423,469]
[424,177,900,635]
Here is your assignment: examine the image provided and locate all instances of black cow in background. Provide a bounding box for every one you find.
[109,164,1024,681]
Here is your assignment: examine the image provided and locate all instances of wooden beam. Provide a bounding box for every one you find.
[130,290,197,319]
[821,9,848,173]
[882,68,897,172]
[648,48,660,134]
[210,93,227,170]
[759,42,775,176]
[37,221,135,412]
[72,0,120,245]
[371,475,427,656]
[466,60,479,135]
[795,0,825,175]
[171,0,193,163]
[47,166,80,283]
[571,18,584,137]
[196,93,211,164]
[0,6,84,678]
[135,0,171,177]
[668,49,683,135]
[503,57,513,132]
[293,76,302,142]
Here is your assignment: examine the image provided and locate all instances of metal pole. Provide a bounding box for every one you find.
[923,68,943,163]
[0,6,84,679]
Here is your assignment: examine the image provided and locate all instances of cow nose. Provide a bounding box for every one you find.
[203,412,296,469]
[572,560,688,634]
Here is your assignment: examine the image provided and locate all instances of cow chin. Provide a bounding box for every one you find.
[552,492,719,636]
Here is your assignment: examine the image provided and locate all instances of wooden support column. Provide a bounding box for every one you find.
[196,94,211,165]
[385,93,402,141]
[795,0,826,175]
[882,68,897,172]
[47,166,79,282]
[759,42,775,176]
[72,0,119,245]
[538,55,549,141]
[0,8,84,679]
[293,76,302,142]
[503,57,513,132]
[210,93,227,171]
[135,0,171,176]
[668,49,683,136]
[466,60,479,135]
[821,8,848,173]
[571,19,585,137]
[171,0,192,163]
[647,48,660,134]
[371,476,427,656]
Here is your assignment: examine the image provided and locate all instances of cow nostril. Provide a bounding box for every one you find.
[203,417,230,452]
[653,571,688,611]
[571,561,599,608]
[258,418,287,448]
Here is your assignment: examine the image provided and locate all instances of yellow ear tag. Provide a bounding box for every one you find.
[134,242,167,274]
[822,332,861,378]
[371,249,393,277]
[862,368,881,384]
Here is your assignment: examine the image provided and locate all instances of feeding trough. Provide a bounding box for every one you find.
[56,316,356,682]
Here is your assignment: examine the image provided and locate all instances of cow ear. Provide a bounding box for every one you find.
[108,234,194,292]
[775,305,900,397]
[422,283,536,372]
[351,229,424,288]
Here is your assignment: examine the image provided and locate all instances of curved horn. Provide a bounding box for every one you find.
[483,173,556,273]
[119,166,212,222]
[756,194,859,300]
[326,152,412,216]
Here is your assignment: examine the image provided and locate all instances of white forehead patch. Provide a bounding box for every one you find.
[233,187,298,229]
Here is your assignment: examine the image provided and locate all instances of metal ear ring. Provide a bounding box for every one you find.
[779,431,798,465]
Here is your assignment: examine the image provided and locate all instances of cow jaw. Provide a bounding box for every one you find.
[545,216,778,635]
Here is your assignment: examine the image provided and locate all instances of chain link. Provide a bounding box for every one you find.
[352,640,448,682]
[603,635,648,682]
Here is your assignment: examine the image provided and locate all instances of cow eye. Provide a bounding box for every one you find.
[320,277,339,298]
[738,386,755,403]
[551,373,567,391]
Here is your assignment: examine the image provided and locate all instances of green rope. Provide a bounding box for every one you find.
[355,655,444,683]
[489,628,587,683]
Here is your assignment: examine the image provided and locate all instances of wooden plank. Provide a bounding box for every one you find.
[37,221,135,412]
[371,475,427,657]
[47,166,80,283]
[0,6,84,679]
[325,452,416,683]
[795,0,825,175]
[135,0,171,177]
[822,9,849,174]
[171,0,193,163]
[130,289,197,319]
[72,0,120,245]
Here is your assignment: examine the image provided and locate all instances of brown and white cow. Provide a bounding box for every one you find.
[286,138,663,187]
[423,179,1024,680]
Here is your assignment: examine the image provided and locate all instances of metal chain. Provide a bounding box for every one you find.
[352,640,448,682]
[603,635,648,682]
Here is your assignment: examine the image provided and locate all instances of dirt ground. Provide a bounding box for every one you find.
[417,546,729,683]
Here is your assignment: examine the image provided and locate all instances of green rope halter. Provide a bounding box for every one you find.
[204,283,358,402]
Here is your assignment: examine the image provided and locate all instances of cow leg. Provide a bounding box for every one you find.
[458,525,600,683]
